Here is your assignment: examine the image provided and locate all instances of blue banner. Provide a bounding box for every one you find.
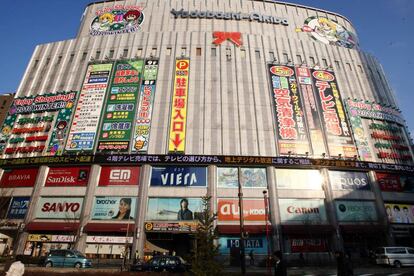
[7,197,30,219]
[218,236,268,254]
[150,167,207,187]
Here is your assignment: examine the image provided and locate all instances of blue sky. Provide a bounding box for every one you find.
[0,0,413,138]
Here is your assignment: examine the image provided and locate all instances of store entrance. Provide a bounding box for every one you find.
[146,233,194,259]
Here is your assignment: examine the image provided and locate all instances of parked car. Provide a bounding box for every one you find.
[375,247,414,267]
[44,249,92,268]
[130,256,191,272]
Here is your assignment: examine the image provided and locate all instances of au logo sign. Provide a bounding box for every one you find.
[213,32,242,47]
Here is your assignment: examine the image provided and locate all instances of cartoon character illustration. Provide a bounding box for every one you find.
[90,8,145,35]
[95,13,114,31]
[55,121,67,140]
[123,10,141,27]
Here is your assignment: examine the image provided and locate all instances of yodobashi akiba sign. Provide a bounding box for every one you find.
[99,166,140,186]
[35,197,83,219]
[150,167,207,187]
[171,9,288,25]
[0,168,38,187]
[217,199,267,222]
[328,171,370,191]
[278,199,328,224]
[45,166,90,186]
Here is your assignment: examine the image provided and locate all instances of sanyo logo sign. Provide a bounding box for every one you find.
[110,169,131,181]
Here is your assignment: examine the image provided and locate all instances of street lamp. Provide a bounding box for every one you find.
[263,190,271,275]
[238,168,246,275]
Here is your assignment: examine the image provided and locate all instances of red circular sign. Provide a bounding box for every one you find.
[176,60,189,70]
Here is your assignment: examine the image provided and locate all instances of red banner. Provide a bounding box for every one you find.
[0,168,38,187]
[99,166,140,186]
[217,199,267,222]
[376,172,402,192]
[45,167,90,186]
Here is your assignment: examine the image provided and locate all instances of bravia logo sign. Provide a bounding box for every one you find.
[109,169,131,181]
[213,32,242,47]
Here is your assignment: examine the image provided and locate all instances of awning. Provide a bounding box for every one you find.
[281,225,334,235]
[26,222,80,232]
[217,225,267,234]
[340,224,386,233]
[84,223,135,233]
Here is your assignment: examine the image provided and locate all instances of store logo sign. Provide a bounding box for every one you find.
[110,169,131,181]
[213,32,242,47]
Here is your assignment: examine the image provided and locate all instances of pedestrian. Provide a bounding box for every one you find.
[335,251,353,276]
[249,250,255,266]
[273,250,287,276]
[299,252,305,266]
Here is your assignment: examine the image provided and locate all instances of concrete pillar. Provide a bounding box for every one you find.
[266,166,282,251]
[209,165,218,247]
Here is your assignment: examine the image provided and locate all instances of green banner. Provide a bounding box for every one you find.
[97,60,144,152]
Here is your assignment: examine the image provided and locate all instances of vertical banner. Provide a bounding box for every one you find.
[66,63,113,152]
[295,67,326,156]
[168,59,190,153]
[268,65,310,155]
[132,59,159,153]
[310,69,357,157]
[97,60,144,152]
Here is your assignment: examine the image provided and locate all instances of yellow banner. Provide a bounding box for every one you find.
[168,59,190,153]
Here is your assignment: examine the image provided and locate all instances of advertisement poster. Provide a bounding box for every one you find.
[217,199,267,222]
[146,198,203,221]
[144,221,197,233]
[0,92,77,157]
[35,197,84,219]
[150,166,207,187]
[328,171,370,191]
[7,197,30,219]
[335,200,378,222]
[0,168,38,187]
[65,63,113,152]
[268,65,310,155]
[168,59,190,153]
[295,66,326,155]
[278,199,328,224]
[45,166,90,186]
[218,236,268,254]
[97,60,143,152]
[290,238,327,253]
[385,203,414,224]
[99,166,140,186]
[275,169,322,190]
[311,69,357,157]
[92,197,137,220]
[132,59,159,153]
[217,167,267,188]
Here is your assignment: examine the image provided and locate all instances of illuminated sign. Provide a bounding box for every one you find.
[168,59,190,153]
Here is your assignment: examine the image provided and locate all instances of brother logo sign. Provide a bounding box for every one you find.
[110,169,131,181]
[171,9,289,25]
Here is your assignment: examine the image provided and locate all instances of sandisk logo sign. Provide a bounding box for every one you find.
[100,166,140,186]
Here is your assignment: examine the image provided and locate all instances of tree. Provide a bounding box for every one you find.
[191,195,222,276]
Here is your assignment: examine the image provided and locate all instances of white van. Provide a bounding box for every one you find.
[375,247,414,267]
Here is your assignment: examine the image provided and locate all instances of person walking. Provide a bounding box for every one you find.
[273,251,287,276]
[249,250,255,266]
[335,251,353,276]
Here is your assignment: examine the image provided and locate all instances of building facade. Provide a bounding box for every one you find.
[0,0,413,264]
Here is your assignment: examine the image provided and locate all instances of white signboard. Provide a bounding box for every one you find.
[279,199,328,224]
[35,197,84,219]
[276,169,322,190]
[86,236,133,244]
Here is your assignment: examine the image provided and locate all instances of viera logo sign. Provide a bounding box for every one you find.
[213,32,242,47]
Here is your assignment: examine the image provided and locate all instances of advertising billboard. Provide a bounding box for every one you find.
[97,60,144,152]
[290,238,327,253]
[311,69,357,157]
[217,167,267,188]
[218,236,268,254]
[0,91,78,157]
[278,199,328,224]
[150,166,207,187]
[132,59,159,153]
[146,198,203,221]
[144,221,197,233]
[91,197,137,220]
[295,66,326,155]
[99,166,140,186]
[0,168,38,187]
[7,197,30,219]
[268,65,310,155]
[35,197,84,219]
[385,203,414,224]
[275,169,322,190]
[45,166,90,186]
[217,199,267,222]
[168,59,190,153]
[65,63,113,152]
[335,200,378,222]
[328,171,370,191]
[376,172,414,192]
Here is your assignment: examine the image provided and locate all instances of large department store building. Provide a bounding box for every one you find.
[0,0,413,262]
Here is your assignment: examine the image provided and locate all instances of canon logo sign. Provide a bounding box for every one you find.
[287,206,319,214]
[110,169,131,181]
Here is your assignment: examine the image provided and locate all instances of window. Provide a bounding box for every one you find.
[226,48,231,60]
[322,58,328,67]
[408,249,414,254]
[33,60,39,68]
[56,56,62,64]
[45,58,50,65]
[123,49,128,58]
[211,48,216,57]
[240,49,246,59]
[196,48,202,56]
[283,53,288,63]
[181,47,186,56]
[255,50,261,59]
[108,50,114,59]
[334,60,340,69]
[347,63,352,71]
[386,248,407,254]
[269,52,275,61]
[81,52,87,61]
[69,54,74,63]
[151,48,157,57]
[95,51,101,59]
[309,56,315,65]
[136,48,142,57]
[166,47,172,56]
[357,65,363,73]
[296,54,302,63]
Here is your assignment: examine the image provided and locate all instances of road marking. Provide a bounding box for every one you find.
[358,274,373,276]
[387,274,402,276]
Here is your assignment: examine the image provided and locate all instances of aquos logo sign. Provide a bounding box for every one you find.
[312,70,335,82]
[270,66,294,77]
[99,166,139,186]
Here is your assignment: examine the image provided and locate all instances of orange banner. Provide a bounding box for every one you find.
[217,199,267,222]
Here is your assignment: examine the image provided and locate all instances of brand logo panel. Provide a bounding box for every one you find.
[100,166,140,186]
